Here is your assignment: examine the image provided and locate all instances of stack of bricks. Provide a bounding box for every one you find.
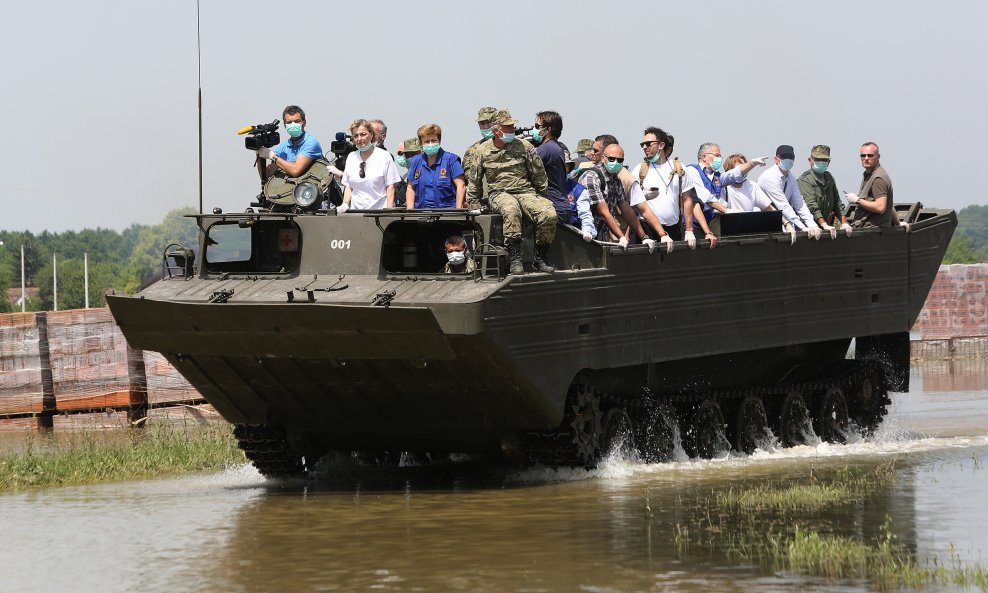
[0,313,44,424]
[912,263,988,359]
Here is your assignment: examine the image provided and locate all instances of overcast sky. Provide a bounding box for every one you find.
[1,0,985,233]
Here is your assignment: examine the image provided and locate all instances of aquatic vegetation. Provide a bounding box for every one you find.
[0,423,244,492]
[714,460,897,513]
[674,462,988,591]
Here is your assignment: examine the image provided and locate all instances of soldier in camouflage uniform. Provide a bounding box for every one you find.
[463,106,498,210]
[466,109,557,275]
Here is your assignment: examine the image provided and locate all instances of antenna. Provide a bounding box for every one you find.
[196,0,203,214]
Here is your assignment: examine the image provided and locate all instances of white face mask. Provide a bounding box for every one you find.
[446,251,466,265]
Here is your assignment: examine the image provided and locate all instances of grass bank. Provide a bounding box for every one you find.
[0,423,245,492]
[673,460,988,591]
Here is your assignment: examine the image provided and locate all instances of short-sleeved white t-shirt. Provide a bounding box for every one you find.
[628,160,681,226]
[725,179,775,212]
[341,147,401,210]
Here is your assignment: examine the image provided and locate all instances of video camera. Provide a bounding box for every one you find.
[238,120,281,150]
[329,132,357,169]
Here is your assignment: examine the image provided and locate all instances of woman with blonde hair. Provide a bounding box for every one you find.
[337,118,401,212]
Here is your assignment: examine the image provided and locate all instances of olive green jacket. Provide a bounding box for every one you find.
[797,169,844,225]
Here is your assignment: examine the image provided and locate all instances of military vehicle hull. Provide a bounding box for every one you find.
[107,206,956,472]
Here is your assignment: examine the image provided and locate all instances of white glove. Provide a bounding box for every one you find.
[900,222,911,232]
[617,236,629,250]
[784,223,797,245]
[749,156,769,167]
[806,226,822,240]
[642,238,657,253]
[840,222,853,236]
[327,165,344,177]
[660,234,674,253]
[685,230,697,250]
[845,192,860,204]
[581,230,593,242]
[469,209,483,215]
[821,223,837,239]
[255,147,277,161]
[337,202,350,214]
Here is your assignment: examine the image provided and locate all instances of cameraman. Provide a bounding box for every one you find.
[255,105,323,180]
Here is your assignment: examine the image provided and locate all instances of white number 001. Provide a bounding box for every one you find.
[330,239,351,250]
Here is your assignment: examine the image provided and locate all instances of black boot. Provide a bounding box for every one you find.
[533,244,555,273]
[505,238,525,275]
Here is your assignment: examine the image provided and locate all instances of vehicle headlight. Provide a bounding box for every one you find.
[293,183,319,207]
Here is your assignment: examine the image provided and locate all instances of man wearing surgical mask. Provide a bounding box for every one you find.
[463,106,498,209]
[255,105,324,181]
[442,235,475,274]
[797,144,851,236]
[757,145,824,240]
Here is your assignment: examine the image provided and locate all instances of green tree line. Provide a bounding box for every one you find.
[943,204,988,264]
[0,208,198,312]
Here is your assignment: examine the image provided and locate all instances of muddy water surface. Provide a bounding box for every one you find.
[2,360,988,593]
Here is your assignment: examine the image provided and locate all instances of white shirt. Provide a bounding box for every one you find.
[341,147,401,210]
[757,164,816,229]
[724,179,775,213]
[683,164,744,204]
[628,159,681,225]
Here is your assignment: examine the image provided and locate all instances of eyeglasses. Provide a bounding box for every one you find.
[359,161,366,178]
[589,147,600,154]
[639,140,659,148]
[860,153,877,158]
[606,156,625,164]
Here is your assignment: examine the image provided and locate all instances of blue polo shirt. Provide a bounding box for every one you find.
[273,132,323,162]
[407,148,465,208]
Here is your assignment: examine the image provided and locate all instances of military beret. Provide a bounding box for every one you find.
[492,109,518,126]
[404,137,422,152]
[811,145,831,159]
[476,106,498,122]
[576,138,594,153]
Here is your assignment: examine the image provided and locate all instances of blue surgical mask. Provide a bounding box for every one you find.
[285,122,303,138]
[423,143,441,156]
[568,169,581,180]
[531,128,543,143]
[358,143,374,153]
[396,155,408,168]
[812,161,829,174]
[501,133,516,144]
[480,128,494,140]
[780,159,794,172]
[710,156,723,172]
[648,152,662,163]
[605,160,623,174]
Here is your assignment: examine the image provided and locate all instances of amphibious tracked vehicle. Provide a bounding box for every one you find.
[107,202,956,476]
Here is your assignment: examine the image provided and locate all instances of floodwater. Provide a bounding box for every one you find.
[3,360,988,593]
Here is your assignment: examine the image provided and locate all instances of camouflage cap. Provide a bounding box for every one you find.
[476,106,498,122]
[492,109,518,126]
[404,137,422,152]
[811,145,831,160]
[576,138,594,153]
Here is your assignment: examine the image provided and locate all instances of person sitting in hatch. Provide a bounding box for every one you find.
[443,235,475,274]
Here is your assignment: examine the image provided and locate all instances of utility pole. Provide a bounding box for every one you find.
[53,253,57,312]
[21,245,25,313]
[84,251,89,309]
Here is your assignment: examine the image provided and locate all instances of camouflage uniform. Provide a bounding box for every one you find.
[463,106,498,210]
[466,111,556,246]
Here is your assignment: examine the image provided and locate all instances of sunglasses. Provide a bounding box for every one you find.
[359,161,366,178]
[606,156,625,163]
[639,140,660,148]
[860,153,877,158]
